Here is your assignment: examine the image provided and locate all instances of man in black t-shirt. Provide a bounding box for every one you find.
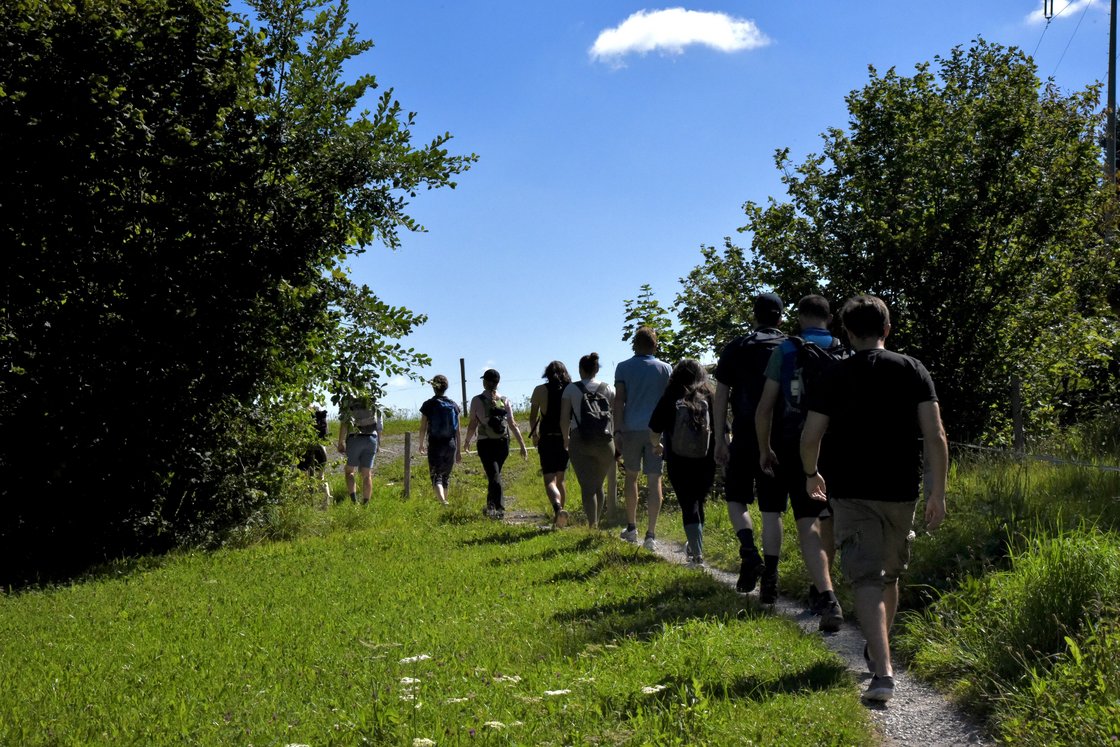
[800,295,948,704]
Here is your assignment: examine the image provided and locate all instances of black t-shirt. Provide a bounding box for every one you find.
[713,328,785,440]
[807,348,938,502]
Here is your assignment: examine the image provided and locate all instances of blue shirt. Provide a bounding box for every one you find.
[614,354,672,431]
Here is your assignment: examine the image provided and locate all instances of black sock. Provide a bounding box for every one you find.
[736,527,755,548]
[764,555,779,574]
[826,589,839,604]
[627,523,636,532]
[809,584,820,596]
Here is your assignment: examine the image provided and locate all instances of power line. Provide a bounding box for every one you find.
[1052,0,1095,77]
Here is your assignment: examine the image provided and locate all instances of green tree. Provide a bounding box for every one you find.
[678,40,1118,441]
[0,0,473,583]
[622,283,686,363]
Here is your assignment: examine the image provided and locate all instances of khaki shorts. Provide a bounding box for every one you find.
[832,498,917,588]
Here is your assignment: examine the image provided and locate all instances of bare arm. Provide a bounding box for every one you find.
[755,378,781,475]
[417,415,429,455]
[560,395,573,451]
[463,397,482,451]
[918,400,948,530]
[506,397,528,457]
[612,380,628,447]
[800,410,829,502]
[529,385,545,446]
[337,422,348,454]
[713,382,731,466]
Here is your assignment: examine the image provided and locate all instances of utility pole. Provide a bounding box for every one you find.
[1108,0,1117,183]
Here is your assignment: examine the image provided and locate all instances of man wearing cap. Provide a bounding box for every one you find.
[713,292,787,593]
[463,369,528,518]
[336,393,384,505]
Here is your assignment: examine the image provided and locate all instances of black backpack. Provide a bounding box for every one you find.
[312,408,328,439]
[574,382,613,442]
[782,336,851,431]
[485,394,509,438]
[730,329,786,422]
[670,398,711,458]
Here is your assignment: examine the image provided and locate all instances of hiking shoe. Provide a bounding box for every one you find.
[554,509,569,528]
[642,536,658,552]
[736,549,763,594]
[819,600,844,633]
[759,567,779,604]
[619,528,639,543]
[807,585,825,615]
[863,675,895,703]
[686,553,705,567]
[863,643,875,673]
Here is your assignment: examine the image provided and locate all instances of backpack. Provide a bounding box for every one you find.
[670,398,711,459]
[485,394,509,438]
[783,336,852,430]
[312,408,328,439]
[428,397,459,441]
[574,382,613,442]
[729,329,786,421]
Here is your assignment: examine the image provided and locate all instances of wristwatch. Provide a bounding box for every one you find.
[804,469,819,478]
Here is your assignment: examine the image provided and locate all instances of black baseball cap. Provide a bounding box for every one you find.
[753,292,784,317]
[481,369,500,382]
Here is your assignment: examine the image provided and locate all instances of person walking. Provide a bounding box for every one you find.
[648,359,716,566]
[754,294,845,630]
[713,293,787,593]
[463,369,527,518]
[560,353,616,528]
[613,326,672,551]
[336,393,383,505]
[529,361,572,527]
[800,295,948,703]
[417,374,462,505]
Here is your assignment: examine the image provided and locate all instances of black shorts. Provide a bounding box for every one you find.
[723,433,785,512]
[537,433,569,474]
[427,438,456,485]
[776,441,830,521]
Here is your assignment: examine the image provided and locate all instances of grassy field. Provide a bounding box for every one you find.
[0,415,872,746]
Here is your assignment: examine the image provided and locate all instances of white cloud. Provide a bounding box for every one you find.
[1026,0,1101,25]
[590,8,770,63]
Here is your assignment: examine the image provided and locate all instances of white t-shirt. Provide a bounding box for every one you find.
[561,378,615,429]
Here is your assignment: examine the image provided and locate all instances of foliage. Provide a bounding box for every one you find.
[0,0,474,584]
[621,283,688,363]
[673,241,765,359]
[897,528,1120,726]
[675,39,1119,441]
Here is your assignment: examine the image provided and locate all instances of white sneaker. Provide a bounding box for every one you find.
[642,536,657,552]
[619,528,639,543]
[554,509,569,528]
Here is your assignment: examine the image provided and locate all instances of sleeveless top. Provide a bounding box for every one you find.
[541,381,565,436]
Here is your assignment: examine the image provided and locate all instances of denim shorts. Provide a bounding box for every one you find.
[345,434,379,469]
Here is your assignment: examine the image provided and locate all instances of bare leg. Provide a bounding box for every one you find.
[624,471,640,525]
[727,501,754,532]
[359,467,373,504]
[645,475,664,536]
[761,511,783,557]
[855,584,893,677]
[344,465,357,500]
[796,516,834,592]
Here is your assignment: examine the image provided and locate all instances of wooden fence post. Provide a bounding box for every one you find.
[403,432,412,499]
[1011,376,1025,452]
[460,357,468,417]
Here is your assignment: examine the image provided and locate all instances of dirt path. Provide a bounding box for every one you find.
[504,503,990,747]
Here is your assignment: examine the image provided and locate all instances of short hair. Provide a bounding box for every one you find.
[797,294,831,320]
[633,326,657,353]
[579,352,601,376]
[541,360,571,387]
[841,295,890,339]
[430,374,449,395]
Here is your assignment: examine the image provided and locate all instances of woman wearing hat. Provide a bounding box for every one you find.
[463,369,528,517]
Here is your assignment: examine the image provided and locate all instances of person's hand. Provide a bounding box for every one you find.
[759,448,778,476]
[520,443,528,459]
[924,493,947,531]
[418,445,427,456]
[652,442,664,457]
[530,431,540,447]
[714,437,730,466]
[806,473,828,502]
[336,442,345,455]
[455,451,462,464]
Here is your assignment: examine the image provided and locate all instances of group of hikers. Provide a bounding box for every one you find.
[331,292,948,704]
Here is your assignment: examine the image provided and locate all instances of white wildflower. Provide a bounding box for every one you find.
[483,721,505,729]
[492,674,521,683]
[399,677,421,685]
[445,697,471,704]
[399,653,432,664]
[641,684,668,694]
[412,739,436,747]
[544,689,571,696]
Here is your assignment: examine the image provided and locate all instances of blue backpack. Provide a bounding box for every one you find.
[428,397,459,441]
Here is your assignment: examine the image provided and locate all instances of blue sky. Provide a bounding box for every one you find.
[339,0,1112,416]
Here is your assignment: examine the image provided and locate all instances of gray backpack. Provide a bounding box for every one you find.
[670,398,711,458]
